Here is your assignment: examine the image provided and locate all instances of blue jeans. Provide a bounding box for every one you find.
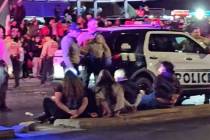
[137,92,159,110]
[138,92,172,110]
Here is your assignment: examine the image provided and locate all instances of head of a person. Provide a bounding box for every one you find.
[114,69,127,82]
[95,34,105,44]
[35,35,41,43]
[63,70,84,100]
[68,22,81,37]
[96,69,115,86]
[44,36,51,42]
[11,20,17,27]
[87,19,98,33]
[158,61,175,75]
[192,27,201,36]
[10,27,20,40]
[86,14,93,21]
[0,25,5,39]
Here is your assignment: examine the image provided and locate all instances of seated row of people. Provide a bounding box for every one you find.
[36,61,181,123]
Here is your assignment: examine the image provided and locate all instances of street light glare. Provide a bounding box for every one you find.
[195,8,205,20]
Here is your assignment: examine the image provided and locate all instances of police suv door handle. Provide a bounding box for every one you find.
[185,57,192,61]
[149,56,158,59]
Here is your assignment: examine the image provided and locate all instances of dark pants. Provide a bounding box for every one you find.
[85,57,104,87]
[41,57,53,84]
[0,74,8,109]
[11,56,21,87]
[43,97,70,119]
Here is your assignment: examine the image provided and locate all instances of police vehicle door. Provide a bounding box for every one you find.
[144,31,210,86]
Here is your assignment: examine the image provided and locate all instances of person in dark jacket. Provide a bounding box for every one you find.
[137,61,182,110]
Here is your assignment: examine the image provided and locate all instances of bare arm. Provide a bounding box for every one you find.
[77,97,88,115]
[53,92,72,115]
[70,97,88,119]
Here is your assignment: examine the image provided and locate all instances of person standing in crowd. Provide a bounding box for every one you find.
[0,25,11,66]
[40,36,58,84]
[32,36,42,78]
[8,27,22,88]
[0,25,10,111]
[64,5,75,23]
[61,23,81,74]
[191,27,210,47]
[83,34,112,86]
[22,35,33,78]
[28,18,39,37]
[77,19,99,47]
[36,70,88,123]
[13,0,26,25]
[54,4,62,21]
[137,61,182,110]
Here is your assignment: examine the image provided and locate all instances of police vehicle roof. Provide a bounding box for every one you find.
[97,26,166,32]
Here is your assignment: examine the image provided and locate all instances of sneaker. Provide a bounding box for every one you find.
[34,113,49,123]
[48,116,56,124]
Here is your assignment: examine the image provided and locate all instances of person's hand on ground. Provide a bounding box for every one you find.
[89,112,98,118]
[70,113,79,119]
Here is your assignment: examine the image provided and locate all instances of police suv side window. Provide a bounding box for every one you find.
[174,36,206,54]
[149,34,206,54]
[115,33,139,54]
[149,34,176,52]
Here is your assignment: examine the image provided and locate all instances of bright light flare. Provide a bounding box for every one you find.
[195,8,205,20]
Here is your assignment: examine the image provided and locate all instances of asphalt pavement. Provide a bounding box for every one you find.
[9,117,210,140]
[0,78,54,126]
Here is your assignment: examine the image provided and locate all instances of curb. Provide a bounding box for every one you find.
[0,126,15,139]
[54,105,210,129]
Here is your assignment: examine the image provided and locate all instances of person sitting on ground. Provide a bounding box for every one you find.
[94,69,132,117]
[137,61,182,110]
[36,70,89,123]
[114,69,145,109]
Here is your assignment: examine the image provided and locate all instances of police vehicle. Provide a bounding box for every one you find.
[54,24,210,97]
[97,25,210,96]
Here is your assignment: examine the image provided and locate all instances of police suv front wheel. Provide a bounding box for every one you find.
[135,77,153,94]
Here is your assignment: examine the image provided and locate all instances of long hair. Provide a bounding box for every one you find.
[95,69,116,104]
[96,69,115,87]
[63,71,84,100]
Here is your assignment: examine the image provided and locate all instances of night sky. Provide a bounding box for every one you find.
[139,0,210,10]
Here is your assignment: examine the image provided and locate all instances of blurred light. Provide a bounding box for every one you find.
[149,15,154,18]
[175,16,180,19]
[195,8,205,20]
[162,15,174,20]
